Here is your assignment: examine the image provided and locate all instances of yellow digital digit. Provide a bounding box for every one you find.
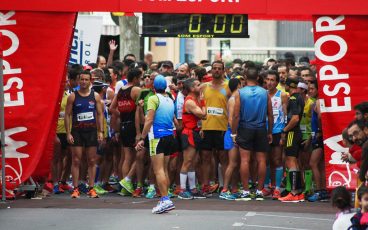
[189,14,202,33]
[230,15,243,34]
[214,15,226,33]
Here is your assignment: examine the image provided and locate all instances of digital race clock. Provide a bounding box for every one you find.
[142,14,249,38]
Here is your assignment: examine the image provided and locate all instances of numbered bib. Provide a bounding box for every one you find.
[300,124,307,132]
[207,107,223,116]
[77,112,94,121]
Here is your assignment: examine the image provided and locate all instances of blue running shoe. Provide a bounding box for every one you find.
[78,183,89,194]
[146,186,156,199]
[307,192,320,202]
[178,190,193,200]
[53,184,63,194]
[219,191,236,201]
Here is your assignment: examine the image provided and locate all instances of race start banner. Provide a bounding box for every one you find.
[69,15,103,66]
[313,15,368,190]
[0,11,76,190]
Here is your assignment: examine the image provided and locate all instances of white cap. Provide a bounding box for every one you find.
[205,66,212,72]
[297,82,308,90]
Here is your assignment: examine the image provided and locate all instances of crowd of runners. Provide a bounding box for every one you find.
[47,41,368,215]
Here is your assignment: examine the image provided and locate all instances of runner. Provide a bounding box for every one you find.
[64,70,104,199]
[110,68,142,194]
[135,72,158,198]
[200,60,231,195]
[178,78,207,200]
[278,77,305,202]
[277,65,288,93]
[136,75,177,214]
[297,81,314,195]
[52,78,71,194]
[232,67,273,201]
[265,70,288,200]
[219,78,242,201]
[307,81,328,201]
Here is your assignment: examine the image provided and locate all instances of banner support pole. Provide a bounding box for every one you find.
[0,32,6,202]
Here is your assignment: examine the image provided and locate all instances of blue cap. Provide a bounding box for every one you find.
[153,75,167,91]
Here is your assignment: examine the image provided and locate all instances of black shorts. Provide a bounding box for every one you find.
[284,130,302,157]
[120,121,136,148]
[312,136,324,150]
[57,133,68,150]
[71,129,98,147]
[149,135,176,157]
[181,129,202,151]
[201,130,225,151]
[271,133,282,147]
[97,144,104,156]
[236,127,269,152]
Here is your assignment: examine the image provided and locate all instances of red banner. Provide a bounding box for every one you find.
[0,0,368,15]
[313,15,368,190]
[0,11,76,189]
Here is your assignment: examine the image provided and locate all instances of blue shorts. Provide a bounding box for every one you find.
[224,127,234,150]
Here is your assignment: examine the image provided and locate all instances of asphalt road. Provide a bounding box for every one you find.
[0,193,335,230]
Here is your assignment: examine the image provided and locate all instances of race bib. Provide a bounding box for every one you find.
[300,124,307,132]
[59,112,65,119]
[77,112,94,121]
[207,107,223,116]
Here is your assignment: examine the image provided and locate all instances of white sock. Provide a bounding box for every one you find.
[124,176,131,182]
[188,171,196,190]
[180,173,188,190]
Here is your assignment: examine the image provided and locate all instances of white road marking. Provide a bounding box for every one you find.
[244,212,333,221]
[232,222,245,227]
[243,224,310,230]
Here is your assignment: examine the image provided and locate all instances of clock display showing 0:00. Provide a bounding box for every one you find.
[188,14,246,34]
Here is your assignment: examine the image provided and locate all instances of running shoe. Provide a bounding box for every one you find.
[78,183,89,194]
[298,193,305,202]
[191,189,207,199]
[132,187,143,198]
[53,184,64,194]
[280,189,290,197]
[279,193,302,203]
[152,200,175,214]
[94,184,108,195]
[261,187,272,197]
[320,190,330,202]
[118,187,131,197]
[87,188,99,198]
[71,188,80,199]
[109,175,119,185]
[59,182,72,192]
[201,185,213,198]
[232,191,242,199]
[103,183,117,193]
[178,190,193,200]
[219,191,236,201]
[307,192,320,202]
[119,178,134,194]
[236,191,252,201]
[173,187,182,196]
[209,182,219,193]
[43,182,53,193]
[146,186,156,199]
[250,191,256,199]
[272,188,281,200]
[255,191,264,201]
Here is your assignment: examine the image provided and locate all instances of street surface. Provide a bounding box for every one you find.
[0,193,335,230]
